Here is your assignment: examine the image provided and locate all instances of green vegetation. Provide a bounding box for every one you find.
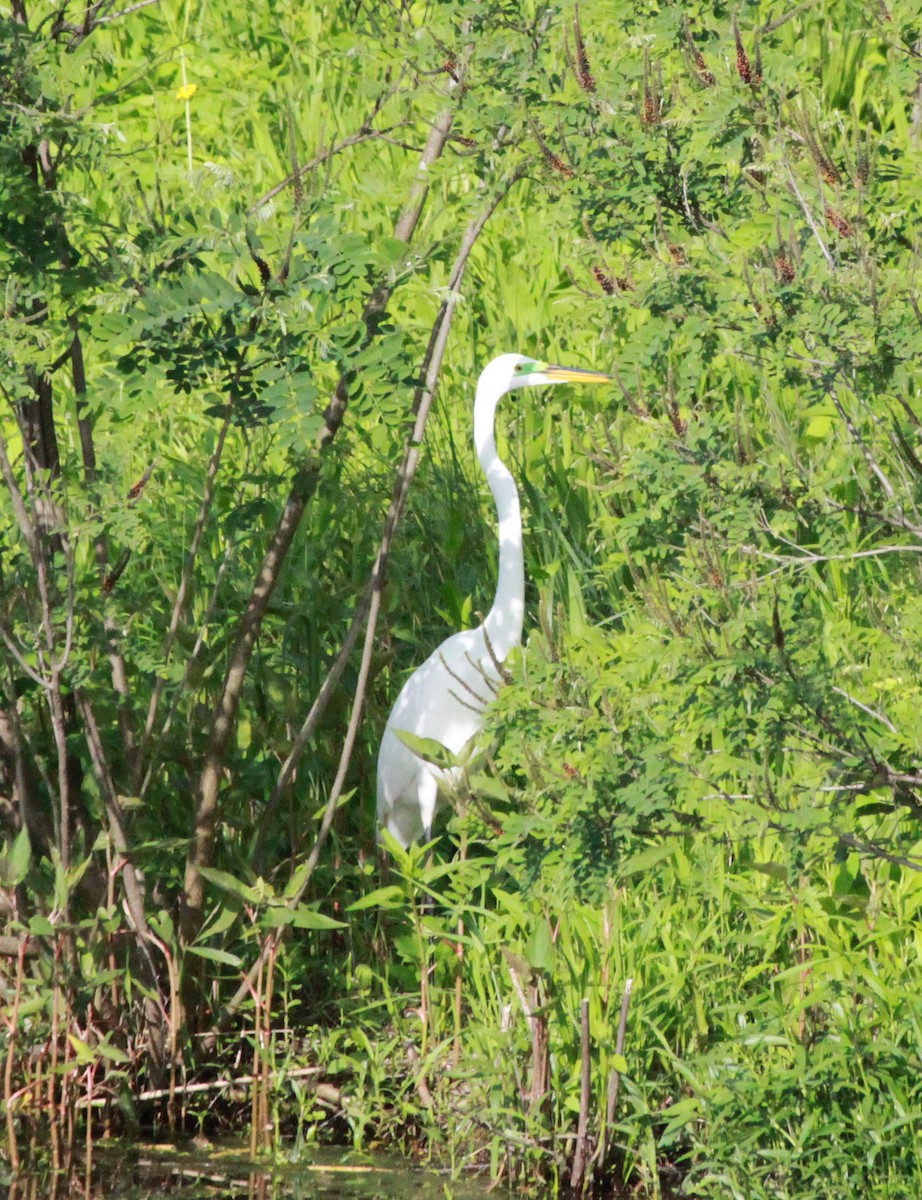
[2,0,922,1195]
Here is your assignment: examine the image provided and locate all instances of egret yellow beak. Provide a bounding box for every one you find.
[542,364,612,384]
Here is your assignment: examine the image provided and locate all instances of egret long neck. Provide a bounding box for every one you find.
[474,385,524,661]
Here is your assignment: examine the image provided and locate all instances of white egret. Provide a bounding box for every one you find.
[376,353,611,847]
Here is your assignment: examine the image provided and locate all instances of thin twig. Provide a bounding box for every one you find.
[837,834,922,872]
[827,388,897,501]
[598,977,633,1173]
[249,126,402,215]
[137,404,233,786]
[71,324,138,774]
[569,997,592,1190]
[440,651,493,708]
[481,622,512,684]
[139,539,237,802]
[786,166,834,269]
[761,3,814,34]
[97,0,162,20]
[832,686,897,733]
[77,691,167,1063]
[744,541,922,565]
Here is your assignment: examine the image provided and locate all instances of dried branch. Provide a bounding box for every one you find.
[0,421,75,871]
[130,1065,335,1105]
[95,0,161,24]
[761,3,814,35]
[138,539,238,803]
[831,686,897,734]
[743,540,922,567]
[0,424,40,561]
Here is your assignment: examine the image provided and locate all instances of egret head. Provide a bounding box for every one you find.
[480,353,612,396]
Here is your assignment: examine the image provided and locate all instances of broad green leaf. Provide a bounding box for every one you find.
[347,886,407,912]
[185,945,243,967]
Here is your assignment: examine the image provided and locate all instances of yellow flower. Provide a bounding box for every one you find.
[176,83,198,102]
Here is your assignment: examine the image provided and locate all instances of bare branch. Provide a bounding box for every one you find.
[761,3,814,35]
[0,425,40,561]
[825,500,922,539]
[743,539,922,568]
[826,387,898,501]
[481,622,513,685]
[837,833,922,872]
[76,691,167,1063]
[69,329,127,756]
[0,622,50,690]
[138,540,238,803]
[831,686,897,733]
[786,165,835,270]
[249,126,403,216]
[95,0,161,22]
[1,424,74,870]
[441,650,493,708]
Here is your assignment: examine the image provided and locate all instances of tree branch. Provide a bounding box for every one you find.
[71,324,139,778]
[75,691,167,1065]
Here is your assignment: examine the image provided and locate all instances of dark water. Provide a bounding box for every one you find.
[5,1142,492,1200]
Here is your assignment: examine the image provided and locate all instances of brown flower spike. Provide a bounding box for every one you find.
[573,5,596,93]
[825,206,854,238]
[684,19,716,86]
[733,14,752,85]
[775,253,796,285]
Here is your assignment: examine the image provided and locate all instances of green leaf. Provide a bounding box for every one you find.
[0,827,31,886]
[94,1040,131,1064]
[197,866,264,904]
[392,728,458,769]
[524,920,556,973]
[282,861,310,900]
[466,773,509,802]
[619,843,676,876]
[185,945,243,967]
[199,905,240,940]
[347,886,407,912]
[268,904,346,931]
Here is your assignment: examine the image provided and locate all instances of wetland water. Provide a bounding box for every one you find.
[5,1143,492,1200]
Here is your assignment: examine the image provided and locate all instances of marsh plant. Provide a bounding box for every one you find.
[2,1,922,1195]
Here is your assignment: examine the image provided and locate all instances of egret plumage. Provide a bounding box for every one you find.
[376,353,611,847]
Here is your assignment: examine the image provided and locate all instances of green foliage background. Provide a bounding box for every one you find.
[2,0,922,1195]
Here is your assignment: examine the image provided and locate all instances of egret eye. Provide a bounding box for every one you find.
[514,363,523,372]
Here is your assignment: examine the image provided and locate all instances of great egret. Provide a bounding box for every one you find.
[376,353,611,847]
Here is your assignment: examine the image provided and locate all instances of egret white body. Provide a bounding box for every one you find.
[376,353,611,847]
